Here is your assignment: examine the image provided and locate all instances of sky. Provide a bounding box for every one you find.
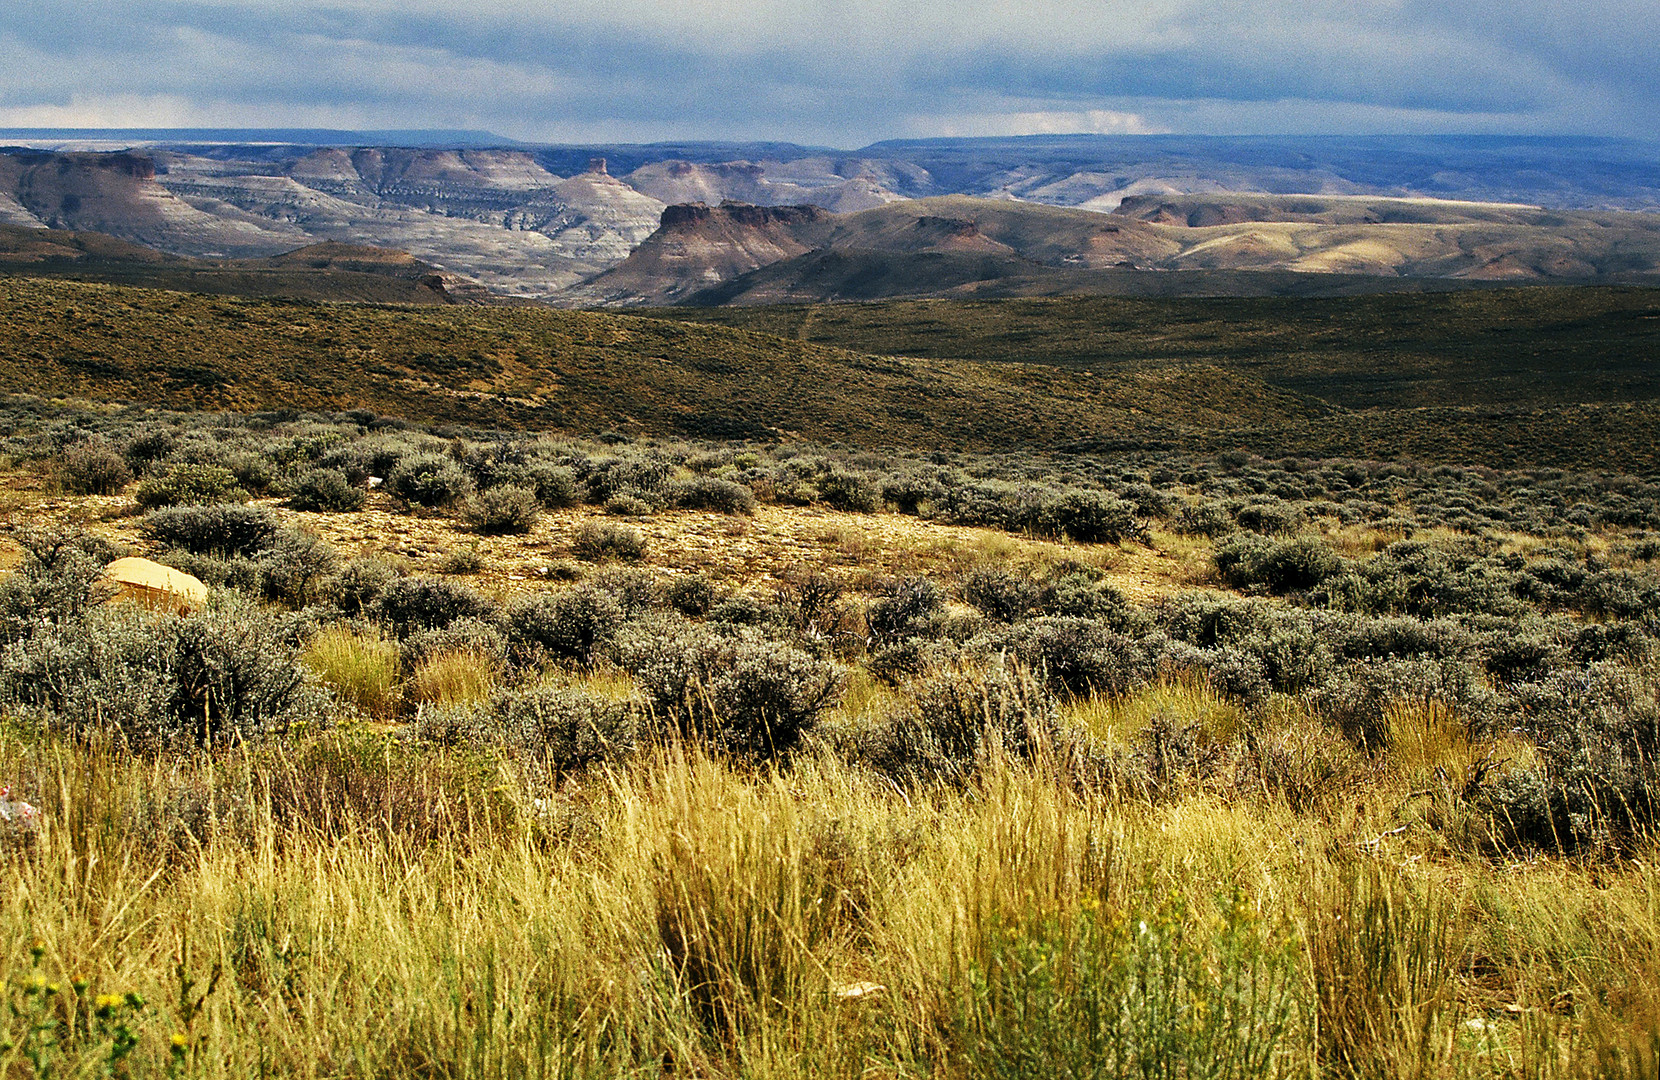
[0,0,1655,145]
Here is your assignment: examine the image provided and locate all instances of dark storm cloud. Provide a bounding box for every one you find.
[0,1,1653,140]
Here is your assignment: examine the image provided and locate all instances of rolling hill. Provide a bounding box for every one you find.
[570,195,1660,306]
[0,226,468,304]
[0,275,1323,451]
[1,274,1659,470]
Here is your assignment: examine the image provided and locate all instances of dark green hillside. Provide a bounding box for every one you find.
[3,275,1658,469]
[658,286,1660,410]
[0,276,1316,450]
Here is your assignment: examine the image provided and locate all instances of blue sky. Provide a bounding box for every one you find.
[1,0,1654,143]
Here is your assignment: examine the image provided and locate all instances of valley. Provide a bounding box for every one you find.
[0,128,1658,1079]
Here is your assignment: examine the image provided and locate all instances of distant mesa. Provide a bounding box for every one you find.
[567,191,1660,307]
[1,136,1659,304]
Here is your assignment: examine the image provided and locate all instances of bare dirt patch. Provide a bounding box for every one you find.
[0,475,1202,602]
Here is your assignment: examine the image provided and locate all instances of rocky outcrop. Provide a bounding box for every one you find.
[5,138,1659,302]
[0,149,301,256]
[565,201,836,306]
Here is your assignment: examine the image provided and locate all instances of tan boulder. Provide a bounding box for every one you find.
[102,557,209,613]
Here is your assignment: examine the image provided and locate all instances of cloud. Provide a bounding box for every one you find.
[928,110,1168,138]
[0,1,1654,143]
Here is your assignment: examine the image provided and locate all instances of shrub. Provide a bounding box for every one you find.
[961,565,1043,623]
[605,491,655,517]
[1158,595,1336,694]
[589,567,658,617]
[464,485,541,534]
[572,522,647,562]
[663,573,716,617]
[1235,501,1306,535]
[495,685,639,769]
[1309,657,1496,751]
[505,586,626,667]
[384,453,475,508]
[514,462,580,508]
[849,663,1057,786]
[615,618,842,757]
[1040,490,1147,544]
[412,700,494,747]
[778,570,847,637]
[706,637,844,757]
[998,616,1153,698]
[1153,642,1273,708]
[866,577,945,648]
[325,557,399,616]
[0,596,327,748]
[166,601,327,744]
[142,504,278,557]
[1173,501,1235,538]
[664,475,756,515]
[225,451,281,496]
[257,530,340,608]
[580,454,673,503]
[0,530,118,634]
[134,463,248,508]
[708,594,780,630]
[58,442,131,495]
[157,549,261,593]
[1334,616,1477,664]
[435,544,485,575]
[1349,541,1521,619]
[1040,571,1136,627]
[1120,482,1175,519]
[374,576,499,635]
[123,427,177,473]
[616,614,725,721]
[1484,665,1660,853]
[1215,534,1342,593]
[288,468,366,512]
[880,470,947,515]
[400,617,508,672]
[817,469,880,513]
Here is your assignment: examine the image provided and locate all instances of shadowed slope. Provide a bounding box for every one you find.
[0,276,1320,450]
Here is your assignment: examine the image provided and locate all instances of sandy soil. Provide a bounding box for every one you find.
[0,474,1198,603]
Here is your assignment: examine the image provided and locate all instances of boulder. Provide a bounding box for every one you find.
[102,556,208,613]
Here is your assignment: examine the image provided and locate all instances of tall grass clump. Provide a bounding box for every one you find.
[950,889,1299,1080]
[305,624,400,718]
[1303,863,1464,1080]
[626,754,843,1042]
[408,647,498,708]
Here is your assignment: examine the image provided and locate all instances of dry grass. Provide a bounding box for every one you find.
[408,647,499,708]
[1061,675,1246,750]
[0,717,1657,1077]
[304,624,400,719]
[4,484,1205,612]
